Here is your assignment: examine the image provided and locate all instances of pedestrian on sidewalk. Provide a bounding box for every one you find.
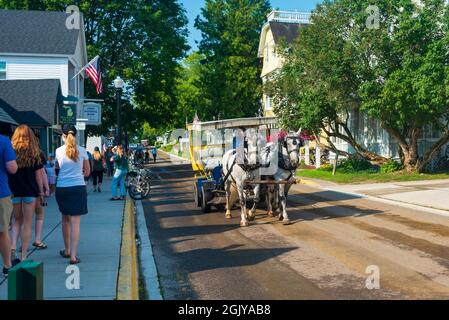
[152,146,157,163]
[92,147,104,192]
[55,125,90,265]
[110,145,128,201]
[45,154,57,196]
[0,133,18,277]
[105,147,114,177]
[84,150,93,186]
[9,125,45,263]
[33,151,50,251]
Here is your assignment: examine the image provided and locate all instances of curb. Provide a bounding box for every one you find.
[295,179,449,218]
[136,200,163,300]
[116,197,139,300]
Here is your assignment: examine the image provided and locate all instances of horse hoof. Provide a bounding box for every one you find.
[267,211,274,217]
[283,219,291,226]
[240,221,249,227]
[248,215,255,221]
[226,214,232,219]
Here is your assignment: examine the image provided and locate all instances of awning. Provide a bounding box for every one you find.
[0,106,18,125]
[58,94,79,104]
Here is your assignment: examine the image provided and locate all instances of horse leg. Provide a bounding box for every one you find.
[225,180,233,219]
[279,184,291,225]
[238,187,249,227]
[248,184,260,221]
[266,186,274,217]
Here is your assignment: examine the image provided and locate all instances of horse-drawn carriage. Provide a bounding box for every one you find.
[187,117,303,226]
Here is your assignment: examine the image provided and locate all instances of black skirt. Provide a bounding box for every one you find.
[56,186,88,216]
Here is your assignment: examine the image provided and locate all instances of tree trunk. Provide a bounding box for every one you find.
[386,127,421,173]
[321,125,387,164]
[416,131,449,173]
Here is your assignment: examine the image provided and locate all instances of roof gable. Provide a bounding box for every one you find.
[0,79,61,126]
[0,10,80,55]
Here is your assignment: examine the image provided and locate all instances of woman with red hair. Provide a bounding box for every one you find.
[9,125,45,262]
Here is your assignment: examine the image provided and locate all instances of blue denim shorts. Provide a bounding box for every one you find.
[12,197,36,205]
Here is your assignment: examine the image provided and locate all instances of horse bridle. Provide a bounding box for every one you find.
[282,136,300,157]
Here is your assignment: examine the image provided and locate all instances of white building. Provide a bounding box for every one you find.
[0,9,90,154]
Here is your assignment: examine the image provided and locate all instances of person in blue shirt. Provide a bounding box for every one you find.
[0,134,18,277]
[152,147,157,163]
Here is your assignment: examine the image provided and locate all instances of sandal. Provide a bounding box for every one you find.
[59,249,70,259]
[33,242,48,250]
[70,258,81,265]
[110,197,120,201]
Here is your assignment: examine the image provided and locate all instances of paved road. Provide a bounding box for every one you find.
[142,152,449,300]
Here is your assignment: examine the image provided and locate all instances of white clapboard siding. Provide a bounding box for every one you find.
[0,56,69,95]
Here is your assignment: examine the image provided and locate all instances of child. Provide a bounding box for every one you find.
[46,154,57,196]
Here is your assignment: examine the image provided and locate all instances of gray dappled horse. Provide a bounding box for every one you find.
[222,132,302,227]
[260,133,302,225]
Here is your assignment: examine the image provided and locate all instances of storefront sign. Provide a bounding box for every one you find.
[59,105,77,125]
[81,103,102,126]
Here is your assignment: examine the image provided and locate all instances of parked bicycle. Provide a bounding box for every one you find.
[126,163,153,200]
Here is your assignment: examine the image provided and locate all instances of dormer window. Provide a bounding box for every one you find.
[0,62,6,80]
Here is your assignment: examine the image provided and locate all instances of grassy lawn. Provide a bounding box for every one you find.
[297,169,449,184]
[161,144,189,160]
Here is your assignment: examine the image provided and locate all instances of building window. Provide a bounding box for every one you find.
[0,62,6,80]
[266,96,272,110]
[265,45,270,63]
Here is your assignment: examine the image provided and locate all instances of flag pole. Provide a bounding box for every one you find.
[71,55,99,80]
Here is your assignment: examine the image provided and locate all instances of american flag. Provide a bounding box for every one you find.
[84,56,103,94]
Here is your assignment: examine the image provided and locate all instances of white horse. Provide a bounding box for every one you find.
[222,132,302,227]
[222,147,261,227]
[258,133,303,225]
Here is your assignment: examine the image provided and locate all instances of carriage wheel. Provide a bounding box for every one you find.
[201,186,212,213]
[194,182,202,207]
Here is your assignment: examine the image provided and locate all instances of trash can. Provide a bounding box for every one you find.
[8,260,43,300]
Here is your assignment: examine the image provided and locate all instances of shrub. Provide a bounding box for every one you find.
[380,160,403,174]
[338,157,373,173]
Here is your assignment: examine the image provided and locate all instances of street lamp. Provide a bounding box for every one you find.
[114,76,124,146]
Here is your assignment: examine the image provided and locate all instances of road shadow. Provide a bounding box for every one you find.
[174,244,297,274]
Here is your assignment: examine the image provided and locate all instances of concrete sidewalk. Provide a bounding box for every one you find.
[297,177,449,214]
[0,177,124,300]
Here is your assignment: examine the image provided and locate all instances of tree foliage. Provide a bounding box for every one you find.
[0,0,189,136]
[268,0,449,171]
[194,0,271,121]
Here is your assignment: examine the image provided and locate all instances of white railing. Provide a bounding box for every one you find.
[267,10,312,24]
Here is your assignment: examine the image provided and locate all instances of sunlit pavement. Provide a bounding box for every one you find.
[0,178,123,300]
[141,151,449,300]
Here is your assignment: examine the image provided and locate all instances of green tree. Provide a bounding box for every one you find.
[173,52,210,126]
[268,0,449,171]
[195,0,271,120]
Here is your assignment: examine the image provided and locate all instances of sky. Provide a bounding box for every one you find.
[182,0,324,51]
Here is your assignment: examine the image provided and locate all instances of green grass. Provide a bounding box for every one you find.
[297,169,449,184]
[161,144,189,160]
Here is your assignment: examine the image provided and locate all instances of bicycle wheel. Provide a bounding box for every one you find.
[129,181,151,200]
